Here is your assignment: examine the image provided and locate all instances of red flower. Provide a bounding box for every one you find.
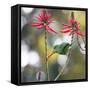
[60,19,84,37]
[32,9,57,34]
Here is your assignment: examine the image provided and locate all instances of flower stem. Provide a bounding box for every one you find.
[54,51,71,81]
[54,34,74,81]
[45,31,50,81]
[77,35,85,51]
[46,60,50,81]
[82,36,85,44]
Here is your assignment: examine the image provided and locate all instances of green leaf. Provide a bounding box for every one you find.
[54,43,70,55]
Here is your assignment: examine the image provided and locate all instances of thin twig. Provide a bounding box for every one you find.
[80,35,86,50]
[54,51,71,81]
[82,36,85,44]
[77,35,85,51]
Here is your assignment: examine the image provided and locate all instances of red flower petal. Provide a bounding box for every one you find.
[39,14,44,20]
[46,26,57,34]
[60,29,72,33]
[47,19,54,25]
[40,10,47,20]
[62,24,72,29]
[32,9,56,35]
[46,14,51,20]
[76,31,84,37]
[37,25,44,29]
[40,10,51,20]
[69,31,74,36]
[77,23,80,29]
[70,19,76,24]
[32,22,43,26]
[36,16,42,21]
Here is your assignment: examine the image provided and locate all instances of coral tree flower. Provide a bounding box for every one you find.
[32,9,57,34]
[60,12,84,37]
